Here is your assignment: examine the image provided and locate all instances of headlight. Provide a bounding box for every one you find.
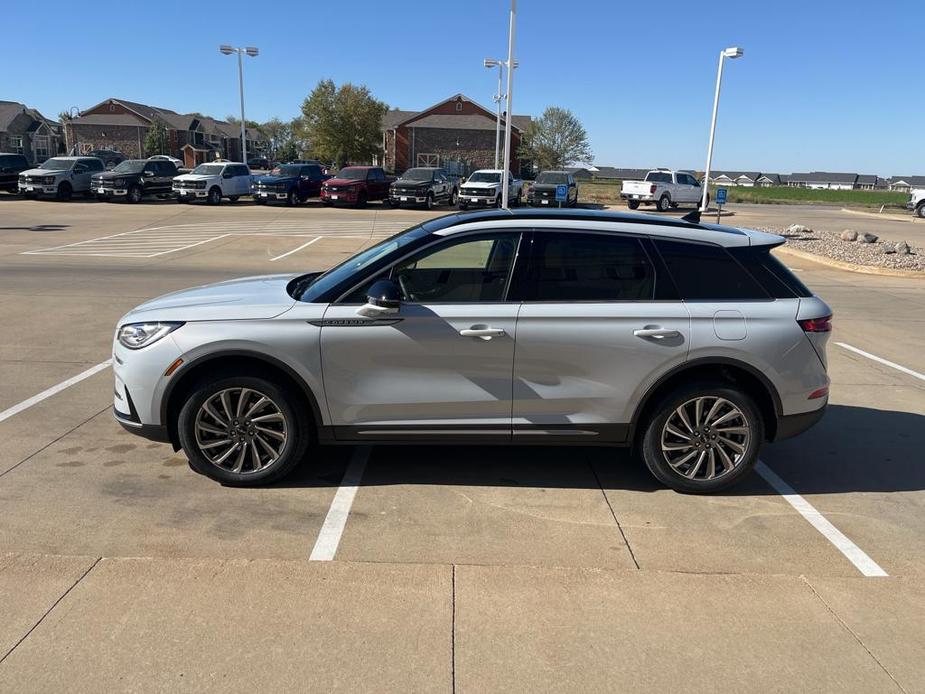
[44,176,56,185]
[114,178,125,187]
[118,321,184,350]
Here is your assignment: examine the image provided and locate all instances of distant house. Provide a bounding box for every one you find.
[64,98,266,165]
[381,94,531,175]
[756,173,788,187]
[855,174,880,190]
[709,171,761,187]
[789,172,858,190]
[888,176,925,193]
[0,101,61,164]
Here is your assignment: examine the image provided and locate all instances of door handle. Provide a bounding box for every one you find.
[633,327,680,340]
[460,326,506,340]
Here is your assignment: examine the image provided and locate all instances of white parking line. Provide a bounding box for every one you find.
[0,360,112,424]
[309,446,370,561]
[836,342,925,382]
[269,236,321,262]
[756,461,887,577]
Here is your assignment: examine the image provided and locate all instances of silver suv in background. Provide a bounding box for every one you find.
[112,209,831,493]
[18,156,105,199]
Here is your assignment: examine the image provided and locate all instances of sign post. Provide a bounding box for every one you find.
[555,184,568,207]
[715,187,727,223]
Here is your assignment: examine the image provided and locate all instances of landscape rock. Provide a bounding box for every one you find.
[895,241,911,255]
[840,229,858,242]
[857,232,878,244]
[882,243,896,254]
[787,224,812,235]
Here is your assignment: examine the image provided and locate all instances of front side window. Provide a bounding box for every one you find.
[522,232,655,302]
[655,239,769,300]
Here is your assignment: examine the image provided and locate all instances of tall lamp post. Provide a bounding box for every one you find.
[700,46,743,212]
[219,45,259,163]
[500,0,517,209]
[484,57,519,170]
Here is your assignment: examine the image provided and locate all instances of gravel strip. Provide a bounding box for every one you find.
[755,225,925,272]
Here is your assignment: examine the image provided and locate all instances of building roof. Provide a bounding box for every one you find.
[382,94,529,133]
[889,175,925,186]
[856,174,878,185]
[790,171,858,184]
[403,113,500,131]
[0,100,57,133]
[69,113,149,127]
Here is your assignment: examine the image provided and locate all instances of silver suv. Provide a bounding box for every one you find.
[113,210,831,493]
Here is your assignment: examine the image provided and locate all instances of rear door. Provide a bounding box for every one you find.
[512,230,690,440]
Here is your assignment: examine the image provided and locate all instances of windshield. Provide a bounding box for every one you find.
[269,165,301,177]
[335,168,367,180]
[112,160,147,173]
[535,172,568,185]
[191,164,224,175]
[295,225,430,302]
[39,158,73,171]
[468,171,501,184]
[401,168,433,182]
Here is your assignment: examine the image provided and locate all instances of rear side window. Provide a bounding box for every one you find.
[728,246,812,298]
[654,239,769,300]
[85,159,105,172]
[522,232,655,301]
[646,172,672,183]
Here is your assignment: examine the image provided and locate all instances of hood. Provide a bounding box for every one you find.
[255,174,297,185]
[93,170,139,181]
[464,181,500,189]
[175,173,216,182]
[325,177,363,186]
[394,178,430,187]
[123,274,299,323]
[22,167,66,177]
[529,183,560,192]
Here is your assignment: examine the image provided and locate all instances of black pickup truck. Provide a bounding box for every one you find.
[389,167,458,209]
[0,153,30,193]
[253,163,327,206]
[91,159,179,202]
[527,170,578,208]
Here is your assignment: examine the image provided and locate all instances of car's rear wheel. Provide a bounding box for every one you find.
[640,383,763,493]
[916,202,925,219]
[657,194,671,212]
[207,187,221,205]
[56,181,72,200]
[627,199,640,210]
[178,376,310,486]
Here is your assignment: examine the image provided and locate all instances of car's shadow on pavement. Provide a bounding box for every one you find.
[273,404,924,496]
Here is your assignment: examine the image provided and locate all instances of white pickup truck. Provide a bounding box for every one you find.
[172,161,253,205]
[458,169,524,209]
[621,169,705,212]
[907,188,925,218]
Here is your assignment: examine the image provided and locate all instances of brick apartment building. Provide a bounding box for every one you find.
[381,94,530,176]
[63,98,266,166]
[0,101,62,164]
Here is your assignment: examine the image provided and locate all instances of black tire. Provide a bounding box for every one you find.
[425,192,434,210]
[495,194,502,208]
[627,199,640,210]
[446,188,457,207]
[459,202,468,210]
[514,190,522,207]
[657,194,671,212]
[356,192,367,208]
[640,382,764,494]
[228,195,240,202]
[916,203,925,219]
[177,375,311,487]
[128,185,143,204]
[207,187,222,205]
[286,189,299,206]
[56,181,72,201]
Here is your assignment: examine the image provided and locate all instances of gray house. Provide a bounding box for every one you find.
[788,172,859,190]
[888,176,925,193]
[0,101,61,164]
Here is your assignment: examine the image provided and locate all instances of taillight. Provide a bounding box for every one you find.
[798,315,832,333]
[808,386,829,400]
[650,184,657,194]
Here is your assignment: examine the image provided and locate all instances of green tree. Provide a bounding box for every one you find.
[225,114,262,130]
[295,79,387,168]
[261,117,304,163]
[143,117,169,156]
[519,106,593,171]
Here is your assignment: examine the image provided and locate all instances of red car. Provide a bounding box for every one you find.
[320,166,394,207]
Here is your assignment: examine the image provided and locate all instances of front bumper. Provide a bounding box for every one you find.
[390,193,428,204]
[112,332,183,434]
[95,185,128,196]
[174,187,208,198]
[529,197,567,207]
[19,183,58,195]
[255,189,290,200]
[321,190,359,203]
[459,195,498,206]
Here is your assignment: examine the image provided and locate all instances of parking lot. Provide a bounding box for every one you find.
[1,197,924,692]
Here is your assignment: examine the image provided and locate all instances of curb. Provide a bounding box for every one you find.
[839,208,919,223]
[775,245,925,279]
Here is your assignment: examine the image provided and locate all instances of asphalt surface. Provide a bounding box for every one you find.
[0,196,923,692]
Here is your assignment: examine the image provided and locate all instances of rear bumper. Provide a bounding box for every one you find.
[771,404,827,442]
[620,193,655,201]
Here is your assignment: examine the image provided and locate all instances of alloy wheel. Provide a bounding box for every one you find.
[660,396,751,481]
[193,387,288,474]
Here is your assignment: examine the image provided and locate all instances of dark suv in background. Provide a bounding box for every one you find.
[389,167,459,209]
[87,149,127,169]
[253,163,327,206]
[92,159,179,203]
[528,170,578,207]
[0,153,30,193]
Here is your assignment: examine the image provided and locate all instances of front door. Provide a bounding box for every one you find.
[512,230,690,441]
[320,231,523,438]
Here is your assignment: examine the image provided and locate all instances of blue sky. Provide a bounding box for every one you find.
[7,0,923,175]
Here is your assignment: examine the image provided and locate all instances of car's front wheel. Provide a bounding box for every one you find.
[178,376,311,486]
[640,383,763,493]
[916,202,925,219]
[128,185,143,203]
[207,187,222,205]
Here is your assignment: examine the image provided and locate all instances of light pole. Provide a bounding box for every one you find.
[219,45,259,163]
[700,46,743,212]
[500,0,517,209]
[484,57,519,170]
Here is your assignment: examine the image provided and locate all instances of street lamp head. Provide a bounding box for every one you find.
[484,58,500,68]
[245,47,259,57]
[722,47,744,59]
[219,45,234,55]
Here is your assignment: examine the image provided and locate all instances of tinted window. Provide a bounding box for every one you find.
[646,172,672,184]
[523,232,655,302]
[0,155,26,168]
[391,233,520,303]
[655,239,769,300]
[535,172,568,185]
[85,159,105,172]
[728,246,812,298]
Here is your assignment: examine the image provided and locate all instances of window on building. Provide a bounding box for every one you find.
[455,101,463,112]
[34,135,50,161]
[9,136,23,154]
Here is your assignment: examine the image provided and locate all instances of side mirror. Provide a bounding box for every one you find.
[356,279,401,317]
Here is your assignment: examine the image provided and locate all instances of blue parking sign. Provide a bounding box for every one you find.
[555,184,568,202]
[716,188,727,205]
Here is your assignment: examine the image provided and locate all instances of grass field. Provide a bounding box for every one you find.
[573,179,908,209]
